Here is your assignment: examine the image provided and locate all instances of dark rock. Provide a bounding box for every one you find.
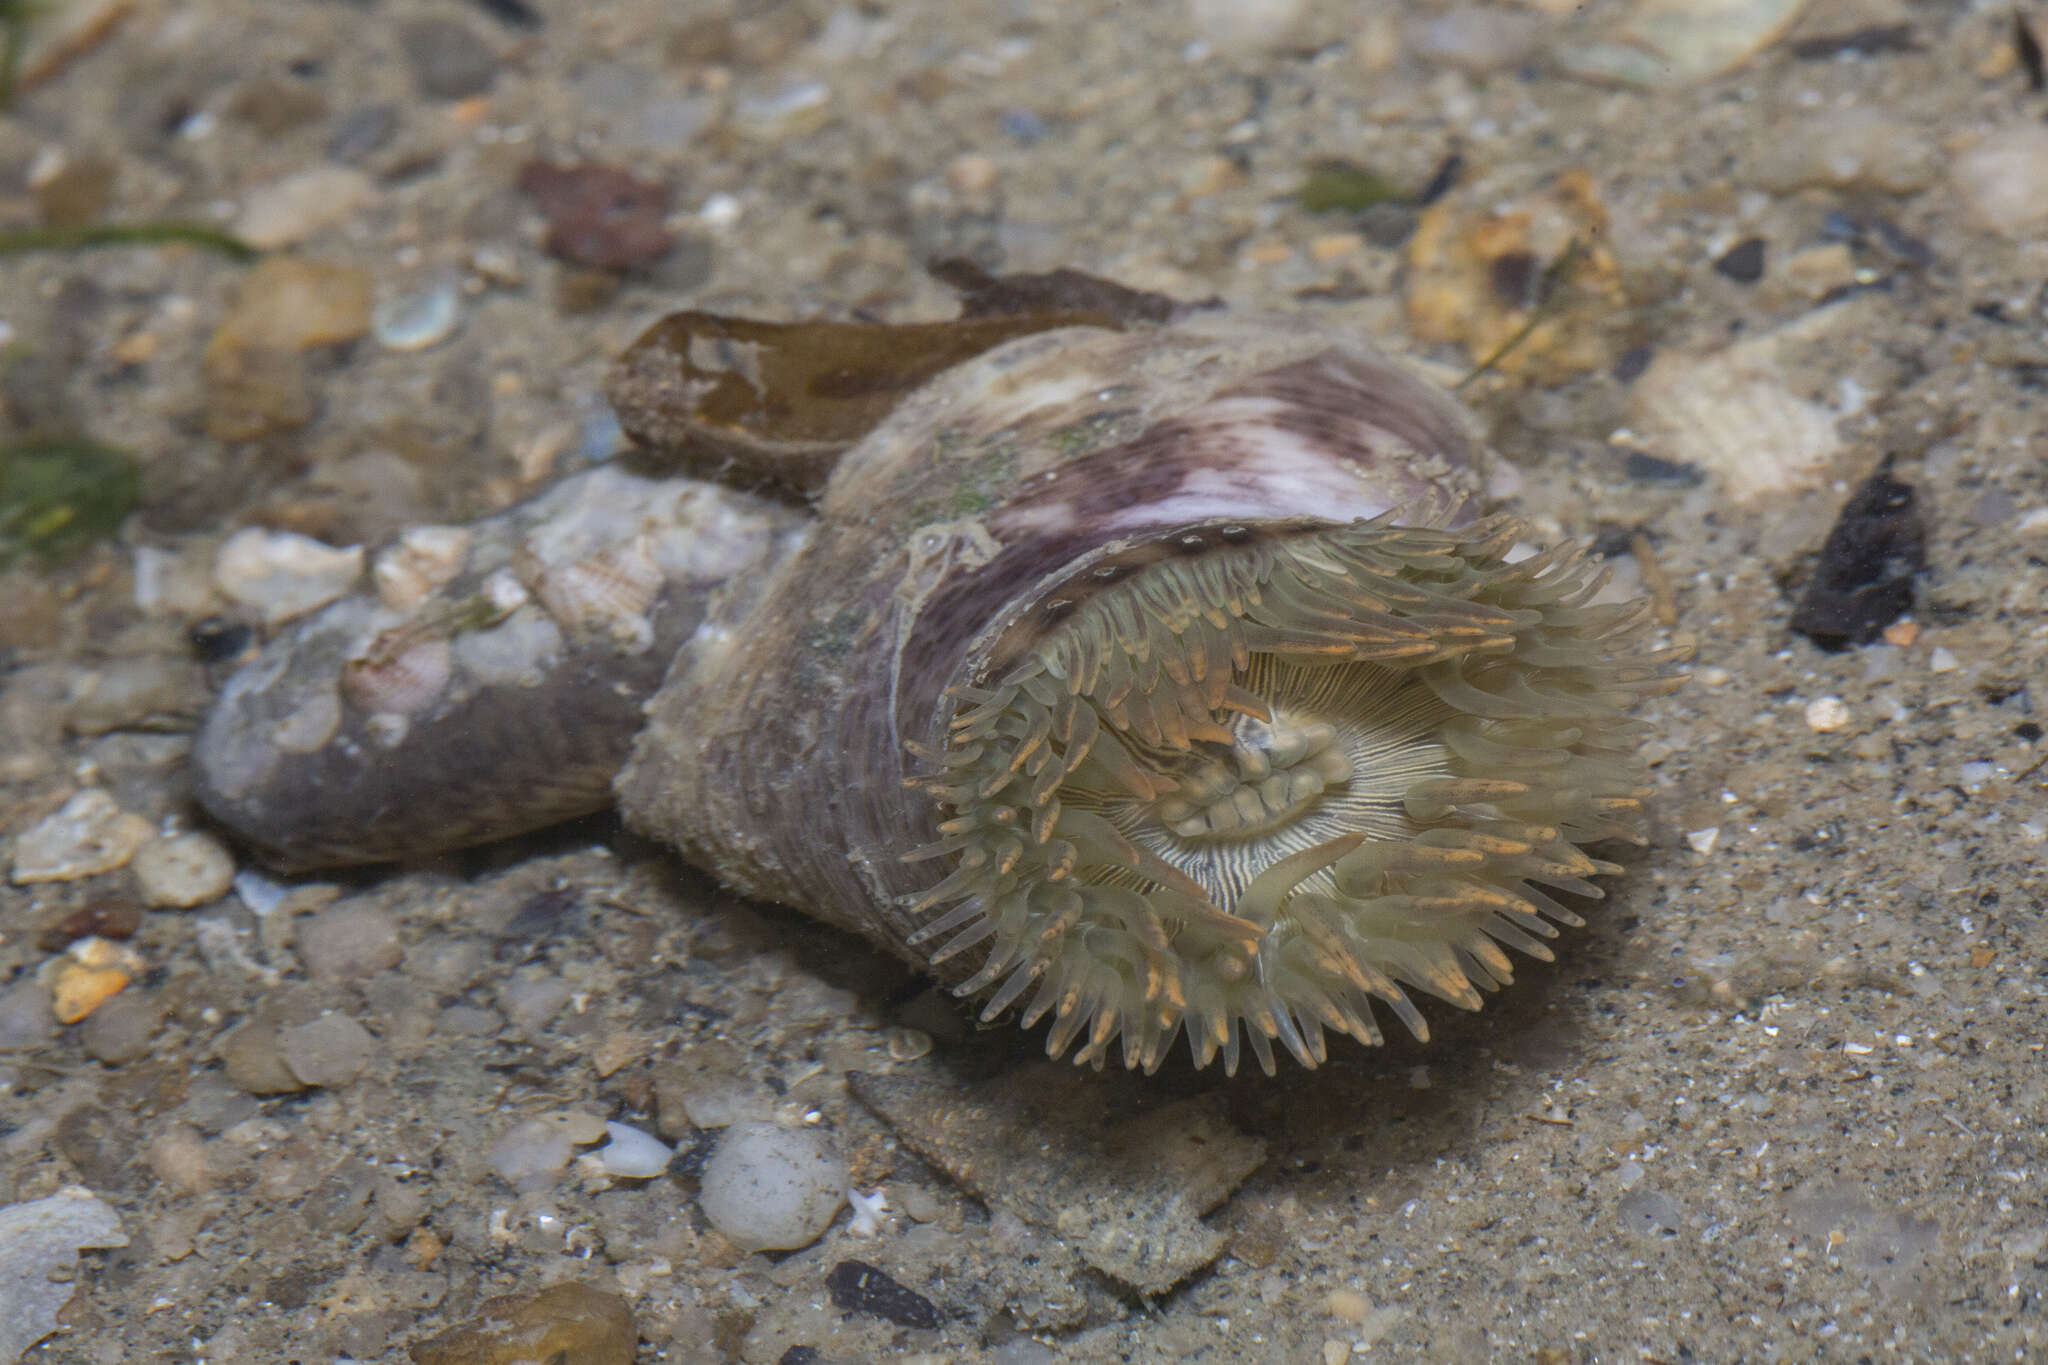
[1713,237,1766,284]
[1790,466,1927,648]
[825,1260,941,1330]
[1622,450,1706,486]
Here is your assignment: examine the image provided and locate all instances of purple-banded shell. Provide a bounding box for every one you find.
[197,312,1684,1074]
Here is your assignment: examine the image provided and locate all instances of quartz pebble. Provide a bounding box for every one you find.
[596,1122,673,1179]
[1952,125,2048,238]
[213,527,365,626]
[698,1121,847,1251]
[275,1012,376,1088]
[1803,696,1850,733]
[234,166,378,249]
[295,900,402,982]
[409,1282,636,1365]
[10,790,155,884]
[0,1188,128,1365]
[131,832,237,908]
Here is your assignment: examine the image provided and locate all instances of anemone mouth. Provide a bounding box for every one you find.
[907,514,1684,1076]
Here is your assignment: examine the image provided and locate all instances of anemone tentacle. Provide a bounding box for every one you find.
[908,517,1682,1075]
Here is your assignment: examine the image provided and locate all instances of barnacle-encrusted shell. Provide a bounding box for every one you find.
[617,313,1684,1073]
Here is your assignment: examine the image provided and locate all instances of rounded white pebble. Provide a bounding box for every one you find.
[1802,696,1850,734]
[697,1120,846,1251]
[597,1122,673,1179]
[1686,826,1720,856]
[372,281,461,352]
[131,833,237,908]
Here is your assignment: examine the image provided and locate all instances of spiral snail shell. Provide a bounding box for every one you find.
[197,309,1684,1075]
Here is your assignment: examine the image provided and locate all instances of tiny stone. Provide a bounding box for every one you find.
[0,1189,129,1364]
[498,973,574,1034]
[235,166,377,249]
[132,832,237,908]
[295,900,402,982]
[78,989,161,1064]
[276,1011,375,1088]
[0,980,56,1052]
[1686,826,1720,856]
[10,790,155,884]
[698,1121,846,1251]
[328,103,399,164]
[486,1113,603,1185]
[1952,125,2048,237]
[1803,696,1850,733]
[145,1124,213,1195]
[221,1020,306,1094]
[1713,236,1766,284]
[1187,0,1313,52]
[64,655,207,736]
[1929,646,1959,673]
[945,153,998,196]
[402,18,499,100]
[1326,1288,1373,1323]
[597,1122,674,1179]
[1410,6,1545,74]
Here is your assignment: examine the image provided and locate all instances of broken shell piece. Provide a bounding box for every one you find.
[10,791,155,884]
[215,527,365,627]
[373,525,472,611]
[527,537,666,649]
[340,630,455,716]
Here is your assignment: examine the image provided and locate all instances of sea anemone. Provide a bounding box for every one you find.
[198,310,1683,1073]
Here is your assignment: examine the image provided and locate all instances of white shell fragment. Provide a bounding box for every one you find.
[373,525,472,612]
[595,1121,674,1179]
[10,791,155,884]
[0,1187,129,1364]
[1553,0,1807,87]
[697,1121,847,1251]
[214,527,365,627]
[371,279,462,352]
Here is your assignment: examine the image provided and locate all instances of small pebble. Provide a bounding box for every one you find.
[1952,125,2048,238]
[276,1012,376,1088]
[409,1283,636,1365]
[1713,236,1766,284]
[1751,109,1935,194]
[47,939,137,1024]
[234,166,378,249]
[328,103,399,163]
[402,17,499,100]
[499,973,574,1034]
[372,280,461,351]
[730,80,832,138]
[78,989,161,1064]
[295,900,402,982]
[131,832,237,908]
[1686,826,1721,856]
[1325,1288,1373,1323]
[1928,646,1959,674]
[487,1113,605,1185]
[0,980,56,1052]
[10,790,155,884]
[0,1188,128,1365]
[698,1121,846,1251]
[1410,5,1545,74]
[518,160,675,270]
[64,655,207,736]
[221,1020,306,1094]
[596,1122,673,1179]
[213,527,364,627]
[1803,696,1850,733]
[1187,0,1313,52]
